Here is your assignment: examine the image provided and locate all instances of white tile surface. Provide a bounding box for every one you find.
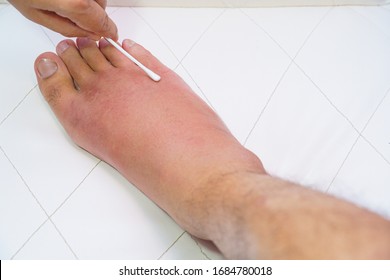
[295,7,390,132]
[242,6,331,58]
[245,64,359,190]
[0,4,7,12]
[110,8,180,70]
[0,7,54,123]
[52,162,183,259]
[352,6,390,38]
[134,8,224,61]
[174,65,213,107]
[13,220,76,260]
[183,9,291,143]
[0,150,47,259]
[160,232,208,260]
[362,91,390,163]
[1,5,390,259]
[0,88,99,214]
[328,138,390,218]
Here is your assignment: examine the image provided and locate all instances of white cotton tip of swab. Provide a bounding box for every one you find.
[104,38,161,82]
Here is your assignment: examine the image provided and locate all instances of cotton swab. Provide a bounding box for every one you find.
[104,38,161,82]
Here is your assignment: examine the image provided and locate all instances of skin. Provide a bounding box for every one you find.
[8,0,118,40]
[34,38,390,259]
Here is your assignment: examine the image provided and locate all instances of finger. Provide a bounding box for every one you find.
[54,0,118,40]
[31,9,101,40]
[95,0,107,9]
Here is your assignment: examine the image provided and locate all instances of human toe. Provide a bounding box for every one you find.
[56,39,94,87]
[34,52,78,120]
[76,37,112,72]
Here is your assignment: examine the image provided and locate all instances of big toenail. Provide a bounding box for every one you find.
[37,58,58,79]
[57,41,70,55]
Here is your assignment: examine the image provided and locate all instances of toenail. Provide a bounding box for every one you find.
[77,37,94,48]
[37,58,58,79]
[57,41,70,55]
[99,38,110,48]
[123,39,136,48]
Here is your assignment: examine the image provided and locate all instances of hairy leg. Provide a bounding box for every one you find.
[34,38,390,259]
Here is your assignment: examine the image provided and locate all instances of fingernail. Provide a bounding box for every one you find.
[37,58,58,79]
[57,41,70,55]
[123,39,136,48]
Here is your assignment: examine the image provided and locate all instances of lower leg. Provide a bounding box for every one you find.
[205,171,390,259]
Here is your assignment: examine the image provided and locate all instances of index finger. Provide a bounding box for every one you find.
[55,0,118,40]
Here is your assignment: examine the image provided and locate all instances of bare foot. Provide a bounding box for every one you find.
[35,38,390,259]
[34,37,264,240]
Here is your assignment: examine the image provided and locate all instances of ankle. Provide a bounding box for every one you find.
[179,149,266,240]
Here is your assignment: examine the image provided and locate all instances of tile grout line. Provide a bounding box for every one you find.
[242,7,334,145]
[130,7,181,68]
[241,5,333,61]
[0,84,38,127]
[0,146,49,217]
[359,86,390,166]
[2,120,102,259]
[133,6,227,68]
[107,6,120,15]
[178,63,218,113]
[189,234,212,260]
[237,7,296,144]
[325,82,390,192]
[132,6,225,112]
[296,61,390,166]
[1,130,101,260]
[239,8,292,60]
[288,6,390,188]
[178,8,227,64]
[10,218,50,259]
[49,160,102,218]
[324,135,361,192]
[0,145,53,259]
[48,218,79,259]
[157,231,186,260]
[349,5,390,41]
[6,24,97,260]
[294,62,360,133]
[289,6,362,190]
[292,7,334,60]
[47,160,103,260]
[361,135,390,166]
[40,26,57,48]
[243,60,293,146]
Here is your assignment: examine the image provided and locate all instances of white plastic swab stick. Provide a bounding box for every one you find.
[104,38,161,82]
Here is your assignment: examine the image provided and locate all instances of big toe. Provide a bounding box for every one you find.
[34,52,78,121]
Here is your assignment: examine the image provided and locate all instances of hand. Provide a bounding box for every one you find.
[9,0,118,40]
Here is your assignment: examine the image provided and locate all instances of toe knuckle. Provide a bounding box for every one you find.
[44,86,62,107]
